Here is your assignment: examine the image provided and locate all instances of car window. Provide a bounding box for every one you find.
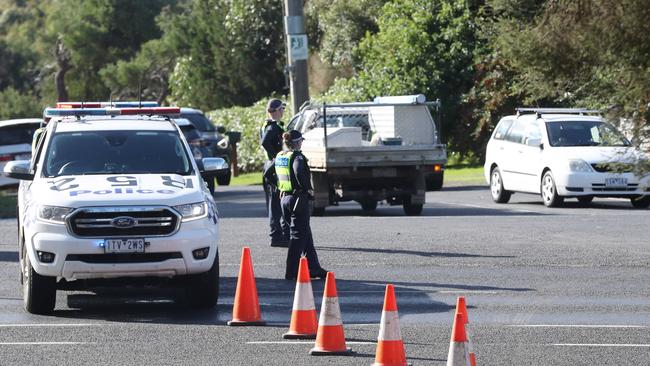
[504,120,526,144]
[181,113,215,132]
[43,131,193,177]
[546,121,630,147]
[493,119,513,140]
[0,124,40,145]
[523,121,542,144]
[179,125,201,142]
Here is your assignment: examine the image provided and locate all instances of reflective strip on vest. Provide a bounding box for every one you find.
[275,151,293,192]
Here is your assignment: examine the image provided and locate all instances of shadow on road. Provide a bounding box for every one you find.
[318,245,515,259]
[439,185,488,192]
[0,251,18,262]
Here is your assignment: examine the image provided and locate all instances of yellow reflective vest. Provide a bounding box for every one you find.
[275,150,294,192]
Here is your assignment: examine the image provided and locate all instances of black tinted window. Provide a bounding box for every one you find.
[0,123,40,145]
[44,131,192,177]
[546,121,630,147]
[180,113,215,132]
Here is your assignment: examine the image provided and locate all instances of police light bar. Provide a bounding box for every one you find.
[56,101,159,108]
[44,107,181,118]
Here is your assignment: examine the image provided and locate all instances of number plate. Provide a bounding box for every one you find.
[605,177,628,187]
[104,238,145,253]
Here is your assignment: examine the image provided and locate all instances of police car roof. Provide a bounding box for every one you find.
[53,116,177,133]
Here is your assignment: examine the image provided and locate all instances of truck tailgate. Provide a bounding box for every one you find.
[302,145,447,169]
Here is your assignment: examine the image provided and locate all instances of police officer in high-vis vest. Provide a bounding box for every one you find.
[275,130,328,280]
[261,98,289,247]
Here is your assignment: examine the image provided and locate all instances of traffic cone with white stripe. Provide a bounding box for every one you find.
[456,297,477,366]
[309,272,352,356]
[446,312,471,366]
[283,257,318,339]
[372,284,407,366]
[227,247,266,326]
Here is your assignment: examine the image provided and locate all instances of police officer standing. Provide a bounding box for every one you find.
[275,130,328,280]
[261,98,290,247]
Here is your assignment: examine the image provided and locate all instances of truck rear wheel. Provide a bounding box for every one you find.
[403,196,423,216]
[23,247,56,315]
[311,206,325,216]
[360,199,378,213]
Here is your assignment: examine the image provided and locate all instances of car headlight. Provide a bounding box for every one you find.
[216,137,229,149]
[173,202,208,222]
[568,159,593,172]
[37,205,73,224]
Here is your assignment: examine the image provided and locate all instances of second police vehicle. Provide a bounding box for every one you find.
[3,102,226,314]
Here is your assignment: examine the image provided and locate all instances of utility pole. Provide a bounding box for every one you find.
[283,0,310,115]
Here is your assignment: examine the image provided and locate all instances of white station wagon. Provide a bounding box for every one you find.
[484,108,650,208]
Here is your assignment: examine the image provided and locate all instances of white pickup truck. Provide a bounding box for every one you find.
[287,95,447,215]
[3,105,227,314]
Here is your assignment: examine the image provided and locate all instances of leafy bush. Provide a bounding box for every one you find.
[0,87,42,119]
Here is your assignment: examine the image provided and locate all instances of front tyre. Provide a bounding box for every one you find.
[185,251,220,308]
[630,196,650,209]
[541,171,563,207]
[23,248,56,315]
[490,167,511,203]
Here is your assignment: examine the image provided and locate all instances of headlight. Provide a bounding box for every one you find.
[216,137,229,149]
[568,159,593,172]
[37,205,73,224]
[173,202,208,222]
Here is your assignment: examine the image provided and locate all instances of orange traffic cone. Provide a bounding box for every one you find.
[309,272,352,356]
[456,297,477,366]
[446,312,471,366]
[283,257,318,339]
[227,247,265,326]
[372,284,407,366]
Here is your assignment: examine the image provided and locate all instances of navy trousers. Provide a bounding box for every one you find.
[281,193,321,278]
[264,161,288,243]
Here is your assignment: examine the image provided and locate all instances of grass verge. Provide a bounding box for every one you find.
[231,172,263,186]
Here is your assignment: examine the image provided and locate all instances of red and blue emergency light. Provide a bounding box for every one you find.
[56,101,159,108]
[43,106,181,118]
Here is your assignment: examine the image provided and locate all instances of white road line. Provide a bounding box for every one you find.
[255,290,499,294]
[510,325,647,329]
[0,324,102,328]
[247,341,375,345]
[553,344,650,347]
[0,342,95,345]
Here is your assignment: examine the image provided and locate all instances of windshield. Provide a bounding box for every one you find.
[546,121,630,147]
[0,124,40,145]
[43,131,193,177]
[180,113,215,132]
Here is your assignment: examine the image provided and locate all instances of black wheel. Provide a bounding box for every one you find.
[541,171,563,207]
[360,199,377,213]
[311,206,325,216]
[216,172,231,186]
[402,196,423,216]
[577,196,594,204]
[206,177,215,194]
[426,172,444,191]
[185,251,220,308]
[490,167,511,203]
[23,245,56,315]
[630,196,650,209]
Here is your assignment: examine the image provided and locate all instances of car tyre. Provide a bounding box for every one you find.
[630,196,650,209]
[311,206,325,217]
[185,251,220,308]
[541,171,563,207]
[360,199,378,213]
[490,167,512,203]
[403,196,423,216]
[23,246,56,315]
[426,172,444,191]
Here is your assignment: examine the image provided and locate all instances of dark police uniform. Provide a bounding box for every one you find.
[260,118,289,246]
[275,148,326,280]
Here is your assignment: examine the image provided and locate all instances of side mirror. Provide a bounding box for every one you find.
[202,157,229,173]
[3,160,34,180]
[527,137,542,147]
[216,126,226,134]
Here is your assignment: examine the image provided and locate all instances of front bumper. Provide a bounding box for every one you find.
[555,171,650,197]
[25,217,218,280]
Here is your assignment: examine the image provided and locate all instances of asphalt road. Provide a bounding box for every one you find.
[0,184,649,365]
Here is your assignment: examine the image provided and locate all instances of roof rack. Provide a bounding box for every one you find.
[516,108,601,118]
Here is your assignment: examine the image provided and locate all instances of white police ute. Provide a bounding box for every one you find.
[2,104,227,314]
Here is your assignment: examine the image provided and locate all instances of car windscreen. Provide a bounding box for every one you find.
[0,124,40,145]
[546,121,631,147]
[181,113,215,132]
[43,131,193,177]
